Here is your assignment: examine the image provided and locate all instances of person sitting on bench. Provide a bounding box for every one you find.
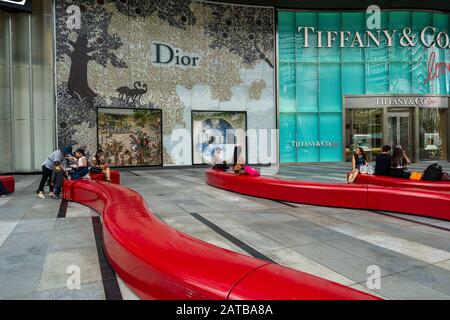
[375,145,392,176]
[390,147,411,179]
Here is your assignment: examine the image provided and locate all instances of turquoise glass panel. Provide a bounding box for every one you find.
[297,113,320,162]
[318,13,341,62]
[296,62,318,112]
[279,62,296,112]
[280,113,297,162]
[319,113,343,162]
[295,12,318,62]
[342,62,365,94]
[319,63,341,112]
[341,12,364,63]
[278,11,296,63]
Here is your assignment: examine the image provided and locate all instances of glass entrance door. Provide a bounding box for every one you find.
[388,112,411,155]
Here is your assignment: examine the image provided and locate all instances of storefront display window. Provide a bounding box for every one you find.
[192,111,247,165]
[419,108,448,161]
[345,109,383,161]
[97,108,163,167]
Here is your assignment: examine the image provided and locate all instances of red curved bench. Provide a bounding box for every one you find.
[355,174,450,192]
[205,170,450,221]
[63,179,379,300]
[90,170,121,184]
[0,176,15,194]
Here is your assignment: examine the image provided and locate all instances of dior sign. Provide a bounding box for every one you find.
[0,0,31,12]
[297,27,450,49]
[291,140,339,148]
[152,42,200,68]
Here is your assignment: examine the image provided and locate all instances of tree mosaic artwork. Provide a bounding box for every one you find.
[56,0,275,166]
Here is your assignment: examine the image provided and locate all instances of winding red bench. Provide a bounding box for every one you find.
[0,176,15,194]
[90,170,121,184]
[63,179,379,300]
[205,170,450,221]
[355,174,450,192]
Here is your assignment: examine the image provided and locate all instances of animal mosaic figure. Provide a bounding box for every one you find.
[116,81,148,106]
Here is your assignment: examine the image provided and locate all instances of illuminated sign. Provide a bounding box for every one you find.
[291,140,339,148]
[297,26,450,49]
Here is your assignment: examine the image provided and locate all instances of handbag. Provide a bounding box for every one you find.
[410,171,423,181]
[360,164,374,175]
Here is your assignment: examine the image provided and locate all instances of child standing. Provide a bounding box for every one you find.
[51,161,68,199]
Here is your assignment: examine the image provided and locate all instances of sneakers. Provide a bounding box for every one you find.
[37,192,45,199]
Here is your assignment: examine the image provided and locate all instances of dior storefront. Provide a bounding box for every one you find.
[1,0,277,173]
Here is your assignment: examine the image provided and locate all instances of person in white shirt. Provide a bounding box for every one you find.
[37,146,73,199]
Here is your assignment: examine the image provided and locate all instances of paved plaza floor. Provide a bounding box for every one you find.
[1,163,450,300]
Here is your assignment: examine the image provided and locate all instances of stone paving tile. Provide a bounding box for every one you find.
[54,217,93,231]
[160,216,212,235]
[398,264,450,296]
[0,220,18,247]
[287,219,352,242]
[47,223,96,252]
[0,230,52,299]
[371,273,450,300]
[13,218,56,234]
[66,202,97,218]
[248,223,316,247]
[211,224,285,253]
[263,247,355,287]
[8,281,105,300]
[290,242,393,284]
[324,238,428,274]
[38,247,102,291]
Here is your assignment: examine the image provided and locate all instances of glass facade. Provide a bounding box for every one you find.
[278,10,450,163]
[0,0,55,173]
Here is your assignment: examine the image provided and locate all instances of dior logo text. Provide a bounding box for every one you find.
[152,43,199,67]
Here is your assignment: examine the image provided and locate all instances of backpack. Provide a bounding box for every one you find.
[422,163,443,181]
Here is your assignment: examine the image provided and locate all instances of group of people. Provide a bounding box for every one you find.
[36,147,112,199]
[347,145,414,183]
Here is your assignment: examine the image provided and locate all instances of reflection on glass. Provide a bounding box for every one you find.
[345,109,383,161]
[419,108,448,161]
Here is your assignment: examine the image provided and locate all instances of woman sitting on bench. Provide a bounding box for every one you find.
[90,150,112,182]
[390,147,411,179]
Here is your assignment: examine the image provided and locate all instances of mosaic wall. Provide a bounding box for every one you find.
[55,0,275,165]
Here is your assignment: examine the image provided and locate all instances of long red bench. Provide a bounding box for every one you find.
[0,176,15,194]
[355,174,450,192]
[205,170,450,221]
[90,170,121,184]
[63,179,379,300]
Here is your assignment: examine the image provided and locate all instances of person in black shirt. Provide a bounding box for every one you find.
[375,145,392,176]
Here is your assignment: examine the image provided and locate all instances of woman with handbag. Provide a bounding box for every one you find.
[347,147,369,184]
